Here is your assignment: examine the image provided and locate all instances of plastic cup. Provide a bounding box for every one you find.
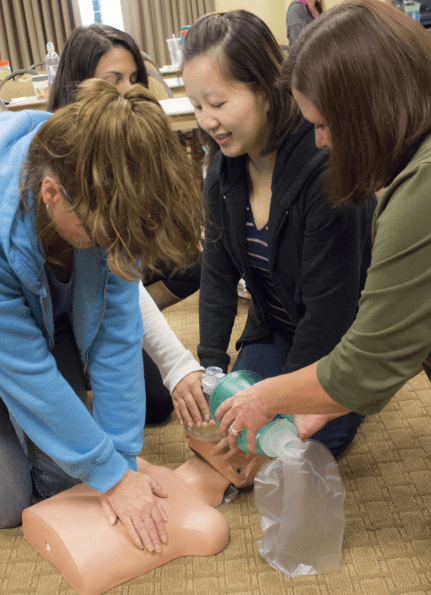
[166,37,183,68]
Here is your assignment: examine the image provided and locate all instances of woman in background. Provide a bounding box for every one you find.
[0,80,204,547]
[286,0,322,45]
[47,24,148,108]
[215,0,431,453]
[182,10,376,458]
[48,24,207,428]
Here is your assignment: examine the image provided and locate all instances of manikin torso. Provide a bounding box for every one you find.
[22,426,270,595]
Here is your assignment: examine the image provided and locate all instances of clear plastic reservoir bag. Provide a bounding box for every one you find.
[254,437,345,576]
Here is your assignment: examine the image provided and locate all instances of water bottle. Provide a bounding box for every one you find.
[201,366,226,405]
[0,60,11,82]
[209,370,297,457]
[45,42,60,88]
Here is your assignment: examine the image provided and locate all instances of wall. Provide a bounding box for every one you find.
[214,0,386,44]
[214,0,290,45]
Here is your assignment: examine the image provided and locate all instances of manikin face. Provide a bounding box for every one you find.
[94,45,139,93]
[183,54,270,160]
[291,88,332,150]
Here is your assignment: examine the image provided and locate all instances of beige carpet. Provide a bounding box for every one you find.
[1,292,430,595]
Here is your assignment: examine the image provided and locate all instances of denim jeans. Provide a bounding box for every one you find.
[231,330,365,458]
[0,314,88,528]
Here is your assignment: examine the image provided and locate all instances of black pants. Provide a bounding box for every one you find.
[142,348,174,424]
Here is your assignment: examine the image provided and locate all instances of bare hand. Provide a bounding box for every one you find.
[215,384,273,455]
[214,371,352,453]
[172,371,210,428]
[294,412,350,441]
[100,469,168,551]
[210,435,243,460]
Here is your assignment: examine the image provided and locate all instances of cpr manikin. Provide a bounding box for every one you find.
[22,423,270,595]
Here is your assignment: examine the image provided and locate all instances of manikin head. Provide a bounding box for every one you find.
[186,425,270,488]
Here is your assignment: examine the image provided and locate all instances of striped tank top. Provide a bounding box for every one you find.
[246,202,295,333]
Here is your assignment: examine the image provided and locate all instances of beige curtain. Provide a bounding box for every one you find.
[0,0,81,72]
[120,0,215,68]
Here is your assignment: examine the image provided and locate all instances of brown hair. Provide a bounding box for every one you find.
[278,0,431,206]
[183,9,302,167]
[22,79,204,281]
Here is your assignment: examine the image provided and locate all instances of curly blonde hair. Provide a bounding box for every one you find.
[22,79,204,281]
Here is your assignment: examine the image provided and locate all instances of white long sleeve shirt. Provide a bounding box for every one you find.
[138,281,204,393]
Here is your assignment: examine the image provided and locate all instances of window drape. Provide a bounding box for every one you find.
[0,0,81,71]
[120,0,215,68]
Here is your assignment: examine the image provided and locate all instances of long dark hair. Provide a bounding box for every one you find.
[278,0,431,206]
[47,24,148,111]
[311,0,323,15]
[182,10,302,167]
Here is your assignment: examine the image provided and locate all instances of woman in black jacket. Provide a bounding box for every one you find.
[182,10,376,457]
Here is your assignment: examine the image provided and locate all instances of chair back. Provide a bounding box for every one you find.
[29,61,46,72]
[146,69,174,100]
[141,51,161,76]
[0,69,39,101]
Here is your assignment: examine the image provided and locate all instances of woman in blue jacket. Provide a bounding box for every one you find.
[0,80,204,552]
[182,10,376,457]
[47,23,205,428]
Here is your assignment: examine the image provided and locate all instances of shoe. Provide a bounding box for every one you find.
[237,278,251,300]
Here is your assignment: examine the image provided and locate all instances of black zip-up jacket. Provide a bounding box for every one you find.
[198,121,376,375]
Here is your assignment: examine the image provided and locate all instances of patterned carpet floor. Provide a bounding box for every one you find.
[1,293,430,595]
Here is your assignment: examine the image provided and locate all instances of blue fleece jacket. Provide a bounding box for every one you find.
[0,110,145,492]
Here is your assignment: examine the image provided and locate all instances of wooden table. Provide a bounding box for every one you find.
[159,97,197,132]
[164,76,186,98]
[7,98,47,112]
[160,66,186,98]
[160,65,182,79]
[4,95,197,132]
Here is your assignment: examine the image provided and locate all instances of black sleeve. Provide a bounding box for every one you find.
[197,174,242,372]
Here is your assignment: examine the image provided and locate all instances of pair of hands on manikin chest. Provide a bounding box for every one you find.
[98,371,210,551]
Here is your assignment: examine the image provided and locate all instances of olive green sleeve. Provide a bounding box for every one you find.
[317,159,431,414]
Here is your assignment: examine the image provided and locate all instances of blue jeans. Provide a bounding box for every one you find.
[0,314,87,528]
[231,330,365,458]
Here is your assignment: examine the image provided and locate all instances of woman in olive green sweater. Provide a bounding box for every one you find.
[214,0,431,452]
